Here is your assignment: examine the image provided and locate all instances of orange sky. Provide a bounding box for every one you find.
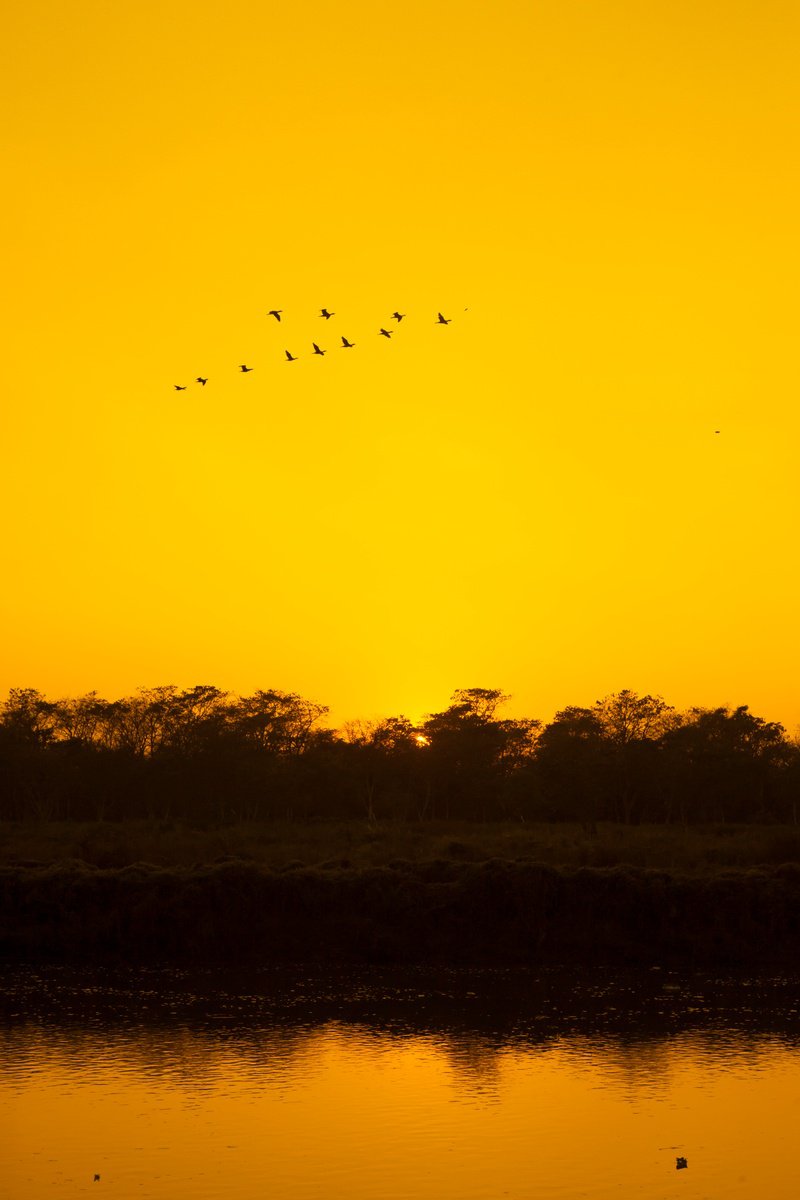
[3,0,799,730]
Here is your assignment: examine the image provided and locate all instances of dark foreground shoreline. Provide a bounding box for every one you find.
[2,858,800,966]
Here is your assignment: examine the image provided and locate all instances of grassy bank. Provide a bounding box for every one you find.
[2,819,800,872]
[2,857,800,967]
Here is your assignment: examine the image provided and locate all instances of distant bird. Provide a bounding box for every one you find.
[676,1158,688,1171]
[320,308,335,319]
[174,384,187,391]
[715,430,720,434]
[285,350,298,362]
[239,364,253,372]
[436,312,451,324]
[196,377,208,386]
[379,328,392,338]
[312,343,326,356]
[94,1175,101,1183]
[268,310,282,321]
[341,336,355,348]
[391,311,405,322]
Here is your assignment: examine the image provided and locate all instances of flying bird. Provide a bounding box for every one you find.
[379,328,392,338]
[676,1158,688,1171]
[239,364,253,372]
[320,308,335,319]
[341,336,355,348]
[391,311,405,322]
[196,377,208,386]
[436,312,451,324]
[174,384,187,391]
[312,343,326,356]
[268,310,282,321]
[94,1175,101,1183]
[285,350,298,361]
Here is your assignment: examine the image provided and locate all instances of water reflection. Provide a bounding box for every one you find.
[3,967,800,1200]
[440,1034,506,1101]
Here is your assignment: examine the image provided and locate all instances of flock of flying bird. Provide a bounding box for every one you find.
[173,307,458,390]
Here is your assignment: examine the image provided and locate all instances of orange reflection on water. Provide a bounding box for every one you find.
[3,1024,800,1200]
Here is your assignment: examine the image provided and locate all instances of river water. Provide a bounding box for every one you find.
[2,966,800,1200]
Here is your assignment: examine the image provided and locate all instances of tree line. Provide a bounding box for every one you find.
[0,685,797,826]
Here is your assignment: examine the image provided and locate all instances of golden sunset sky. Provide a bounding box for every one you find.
[3,0,799,729]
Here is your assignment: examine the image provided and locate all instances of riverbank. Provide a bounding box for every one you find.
[4,818,800,872]
[2,857,799,966]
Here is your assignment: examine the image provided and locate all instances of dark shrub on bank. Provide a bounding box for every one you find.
[2,859,800,967]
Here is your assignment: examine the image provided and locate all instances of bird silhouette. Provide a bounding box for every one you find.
[320,308,334,319]
[285,350,298,362]
[391,311,405,322]
[268,310,282,321]
[174,385,187,391]
[379,328,392,338]
[196,377,208,386]
[436,312,451,324]
[676,1158,688,1170]
[341,336,355,348]
[312,343,326,356]
[93,1175,101,1183]
[239,364,253,372]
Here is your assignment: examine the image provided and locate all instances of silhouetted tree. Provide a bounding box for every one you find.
[533,706,610,829]
[341,716,423,821]
[231,689,328,755]
[662,706,789,823]
[50,692,109,746]
[2,688,55,746]
[420,689,538,820]
[593,691,677,823]
[0,684,795,828]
